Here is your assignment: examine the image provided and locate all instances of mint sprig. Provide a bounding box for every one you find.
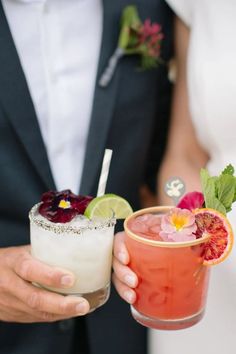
[222,164,234,175]
[200,164,236,215]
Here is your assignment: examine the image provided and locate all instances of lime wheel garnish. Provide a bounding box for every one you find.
[84,194,133,219]
[194,208,234,265]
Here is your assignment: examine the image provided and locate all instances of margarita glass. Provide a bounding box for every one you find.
[124,206,211,330]
[29,203,116,312]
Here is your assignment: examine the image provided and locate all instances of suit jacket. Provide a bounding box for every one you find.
[0,1,173,353]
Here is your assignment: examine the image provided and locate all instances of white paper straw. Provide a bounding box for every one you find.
[97,149,113,196]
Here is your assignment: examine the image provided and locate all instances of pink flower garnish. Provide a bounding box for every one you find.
[177,191,205,211]
[160,208,197,242]
[39,190,93,223]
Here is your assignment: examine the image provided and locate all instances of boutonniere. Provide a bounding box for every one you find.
[99,5,164,88]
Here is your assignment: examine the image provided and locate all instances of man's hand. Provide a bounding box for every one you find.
[0,245,90,323]
[112,232,138,304]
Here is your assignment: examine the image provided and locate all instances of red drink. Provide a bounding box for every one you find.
[124,206,210,330]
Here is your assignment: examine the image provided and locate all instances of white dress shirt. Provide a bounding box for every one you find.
[3,0,103,193]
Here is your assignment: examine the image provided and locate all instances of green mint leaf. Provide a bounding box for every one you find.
[208,197,227,215]
[231,176,236,203]
[200,168,227,215]
[221,164,234,176]
[200,168,215,205]
[215,175,235,212]
[201,165,236,215]
[233,187,236,203]
[200,168,214,203]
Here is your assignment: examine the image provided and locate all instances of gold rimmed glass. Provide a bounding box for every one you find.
[124,206,211,330]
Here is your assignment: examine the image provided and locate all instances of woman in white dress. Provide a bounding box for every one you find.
[148,1,236,353]
[113,1,236,353]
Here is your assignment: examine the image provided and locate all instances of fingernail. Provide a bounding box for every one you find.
[124,274,136,287]
[118,252,127,264]
[124,290,135,304]
[75,302,88,314]
[61,275,74,287]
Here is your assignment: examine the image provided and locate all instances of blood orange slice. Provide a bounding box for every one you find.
[194,208,234,265]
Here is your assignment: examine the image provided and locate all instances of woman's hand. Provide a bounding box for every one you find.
[112,232,138,304]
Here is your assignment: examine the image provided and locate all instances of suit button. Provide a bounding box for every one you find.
[58,319,74,332]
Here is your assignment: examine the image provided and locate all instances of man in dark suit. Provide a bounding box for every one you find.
[0,0,172,353]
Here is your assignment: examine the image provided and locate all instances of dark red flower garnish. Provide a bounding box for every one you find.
[39,190,93,223]
[177,191,205,211]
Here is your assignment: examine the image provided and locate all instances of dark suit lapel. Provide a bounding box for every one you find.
[0,2,55,190]
[79,0,122,195]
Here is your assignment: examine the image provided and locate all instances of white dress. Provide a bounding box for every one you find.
[150,1,236,353]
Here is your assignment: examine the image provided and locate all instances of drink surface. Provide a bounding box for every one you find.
[126,212,210,323]
[128,213,163,241]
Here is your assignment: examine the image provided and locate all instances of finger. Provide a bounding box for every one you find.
[0,307,74,323]
[112,258,138,288]
[8,275,90,316]
[25,288,90,316]
[113,232,130,265]
[14,252,75,288]
[0,290,65,323]
[0,291,54,323]
[34,311,86,323]
[0,308,39,323]
[112,273,136,304]
[0,292,86,323]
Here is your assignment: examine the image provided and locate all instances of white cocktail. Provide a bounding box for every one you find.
[29,203,115,311]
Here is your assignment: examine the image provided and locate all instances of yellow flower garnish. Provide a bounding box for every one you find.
[58,200,71,209]
[160,208,197,242]
[170,214,189,231]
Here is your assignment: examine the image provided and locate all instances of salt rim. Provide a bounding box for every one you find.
[29,203,116,235]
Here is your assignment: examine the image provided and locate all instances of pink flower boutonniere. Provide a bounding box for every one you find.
[99,5,164,88]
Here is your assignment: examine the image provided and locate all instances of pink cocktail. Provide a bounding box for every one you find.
[124,206,211,330]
